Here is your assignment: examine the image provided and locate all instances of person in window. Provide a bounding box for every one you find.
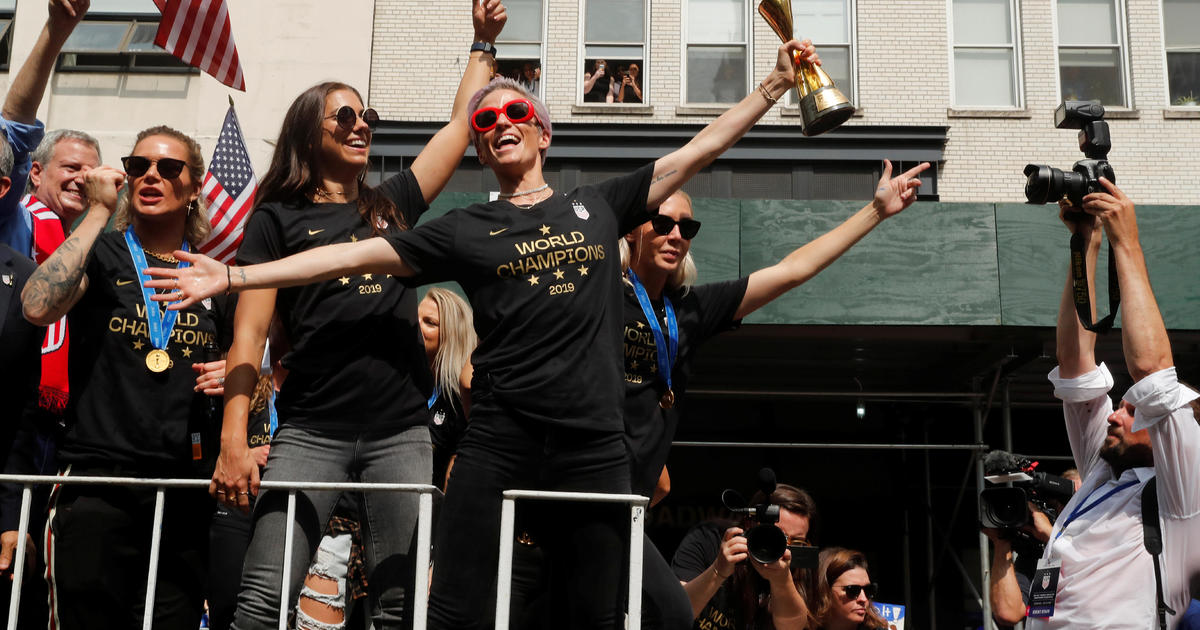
[584,58,613,103]
[145,36,822,630]
[813,548,889,630]
[617,63,643,103]
[520,62,540,95]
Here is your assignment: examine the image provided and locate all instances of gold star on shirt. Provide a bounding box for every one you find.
[132,339,144,350]
[635,321,645,329]
[553,268,565,280]
[630,360,639,370]
[181,347,193,358]
[350,234,359,242]
[363,273,373,281]
[539,224,551,236]
[578,265,589,277]
[649,363,658,373]
[339,276,350,285]
[528,275,540,286]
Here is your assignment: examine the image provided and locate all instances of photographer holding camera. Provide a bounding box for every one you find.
[1032,177,1200,629]
[671,484,817,630]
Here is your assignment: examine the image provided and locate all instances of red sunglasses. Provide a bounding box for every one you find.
[471,99,539,133]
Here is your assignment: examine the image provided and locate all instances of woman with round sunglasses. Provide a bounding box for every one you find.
[813,548,887,630]
[206,3,506,627]
[148,37,823,630]
[21,126,228,628]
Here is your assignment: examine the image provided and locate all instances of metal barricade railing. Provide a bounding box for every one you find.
[0,474,440,630]
[494,490,649,630]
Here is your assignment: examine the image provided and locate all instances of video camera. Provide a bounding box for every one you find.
[979,451,1075,532]
[1023,100,1115,207]
[721,468,818,568]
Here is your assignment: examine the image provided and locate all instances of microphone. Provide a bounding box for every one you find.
[757,467,777,498]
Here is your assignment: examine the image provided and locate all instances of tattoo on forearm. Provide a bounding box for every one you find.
[653,169,678,185]
[24,237,91,316]
[236,268,247,289]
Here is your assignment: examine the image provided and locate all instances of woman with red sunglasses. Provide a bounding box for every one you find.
[151,36,830,630]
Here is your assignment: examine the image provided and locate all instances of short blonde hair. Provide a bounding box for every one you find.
[111,126,210,248]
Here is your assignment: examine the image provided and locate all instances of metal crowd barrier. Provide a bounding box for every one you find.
[494,489,650,630]
[0,474,439,630]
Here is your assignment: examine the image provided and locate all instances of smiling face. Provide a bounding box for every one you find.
[418,295,441,362]
[1099,400,1154,470]
[625,192,693,277]
[472,88,549,176]
[31,138,100,222]
[830,567,872,627]
[127,134,198,221]
[318,89,371,176]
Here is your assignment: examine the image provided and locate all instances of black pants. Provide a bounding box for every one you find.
[208,499,255,630]
[45,473,212,629]
[428,401,631,630]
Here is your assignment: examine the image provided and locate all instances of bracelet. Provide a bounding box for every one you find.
[470,41,497,57]
[225,264,232,295]
[757,82,779,106]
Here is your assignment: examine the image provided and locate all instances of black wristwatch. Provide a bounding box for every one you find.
[470,42,498,57]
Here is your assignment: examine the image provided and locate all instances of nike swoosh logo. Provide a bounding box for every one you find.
[116,279,133,286]
[308,228,325,236]
[489,228,509,236]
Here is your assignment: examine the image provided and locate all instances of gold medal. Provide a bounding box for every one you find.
[659,389,675,409]
[145,348,171,373]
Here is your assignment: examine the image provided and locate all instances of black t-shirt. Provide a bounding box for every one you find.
[386,164,655,430]
[428,390,466,490]
[237,171,431,429]
[672,520,754,630]
[59,231,232,474]
[623,278,747,496]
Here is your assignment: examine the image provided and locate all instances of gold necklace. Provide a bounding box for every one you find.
[142,248,179,263]
[314,187,349,200]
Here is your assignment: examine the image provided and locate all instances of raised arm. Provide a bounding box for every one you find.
[3,0,89,123]
[647,39,817,208]
[1054,200,1103,379]
[21,166,122,325]
[144,236,413,310]
[735,160,927,319]
[408,0,506,204]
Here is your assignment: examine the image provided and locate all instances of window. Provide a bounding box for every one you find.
[0,0,15,70]
[495,0,543,97]
[581,0,646,104]
[951,0,1021,107]
[58,0,190,72]
[1056,0,1129,107]
[787,0,856,105]
[1163,0,1200,106]
[685,0,749,104]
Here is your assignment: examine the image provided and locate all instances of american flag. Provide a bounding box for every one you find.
[198,105,257,264]
[153,0,246,91]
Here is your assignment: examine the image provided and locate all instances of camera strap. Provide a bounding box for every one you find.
[1141,477,1175,630]
[1069,230,1120,333]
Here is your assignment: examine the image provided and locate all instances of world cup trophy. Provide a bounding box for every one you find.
[759,0,855,136]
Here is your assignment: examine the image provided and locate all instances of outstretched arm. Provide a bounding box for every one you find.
[144,237,414,309]
[409,0,506,204]
[1054,200,1103,379]
[3,0,89,123]
[735,160,927,319]
[647,39,818,208]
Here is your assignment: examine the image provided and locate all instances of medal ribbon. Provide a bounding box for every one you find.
[427,390,440,410]
[627,269,678,393]
[123,228,190,352]
[1053,478,1139,541]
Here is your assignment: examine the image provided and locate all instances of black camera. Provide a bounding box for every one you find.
[979,451,1075,531]
[721,468,818,568]
[1024,100,1116,206]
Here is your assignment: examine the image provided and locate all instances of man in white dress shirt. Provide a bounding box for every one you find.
[1030,177,1200,630]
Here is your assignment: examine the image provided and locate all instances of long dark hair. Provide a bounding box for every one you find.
[256,81,404,234]
[730,484,820,630]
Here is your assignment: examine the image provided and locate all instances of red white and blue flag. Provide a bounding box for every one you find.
[152,0,246,91]
[198,105,256,264]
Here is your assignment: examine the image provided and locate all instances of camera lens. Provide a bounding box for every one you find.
[746,525,788,564]
[980,487,1030,528]
[1024,164,1060,204]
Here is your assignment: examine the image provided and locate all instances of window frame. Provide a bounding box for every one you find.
[681,0,753,106]
[495,0,548,98]
[947,0,1025,109]
[55,12,196,74]
[577,0,652,106]
[1159,0,1200,108]
[783,0,859,109]
[0,0,15,72]
[1051,0,1133,108]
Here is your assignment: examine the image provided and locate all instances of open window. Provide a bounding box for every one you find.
[581,0,647,104]
[57,0,192,73]
[495,0,544,97]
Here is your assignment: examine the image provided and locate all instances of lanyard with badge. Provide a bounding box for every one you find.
[123,228,190,373]
[627,268,678,409]
[1028,478,1140,618]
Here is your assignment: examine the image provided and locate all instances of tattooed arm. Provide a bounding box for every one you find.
[646,39,816,209]
[22,166,123,325]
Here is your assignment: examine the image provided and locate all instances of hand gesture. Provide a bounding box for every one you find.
[48,0,88,30]
[623,75,632,86]
[143,250,231,310]
[871,160,929,217]
[210,442,260,513]
[772,39,819,84]
[1082,178,1137,246]
[715,527,749,578]
[193,360,226,396]
[0,531,35,579]
[473,0,507,44]
[78,165,124,217]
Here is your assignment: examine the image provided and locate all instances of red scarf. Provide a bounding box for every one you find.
[24,194,70,416]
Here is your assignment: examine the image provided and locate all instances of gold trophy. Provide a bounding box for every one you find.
[759,0,855,136]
